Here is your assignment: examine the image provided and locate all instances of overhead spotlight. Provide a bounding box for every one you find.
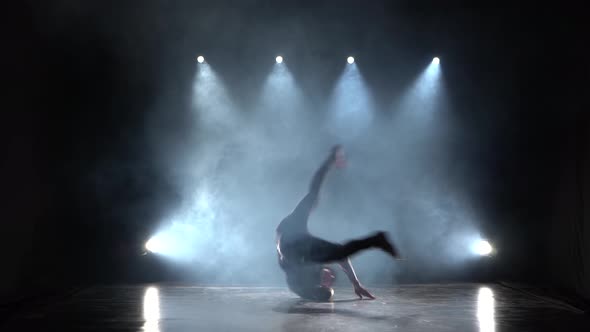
[197,55,205,63]
[347,56,355,64]
[473,239,493,256]
[432,57,440,65]
[276,56,283,64]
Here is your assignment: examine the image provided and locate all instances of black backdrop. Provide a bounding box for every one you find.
[2,0,588,300]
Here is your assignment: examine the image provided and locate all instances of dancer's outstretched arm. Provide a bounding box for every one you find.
[339,259,375,299]
[291,145,344,217]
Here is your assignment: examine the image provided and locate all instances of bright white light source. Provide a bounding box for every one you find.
[432,57,440,65]
[145,237,161,253]
[276,56,283,64]
[197,56,205,63]
[474,240,493,256]
[347,56,355,64]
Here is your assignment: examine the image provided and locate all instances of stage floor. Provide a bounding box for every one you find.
[2,283,588,331]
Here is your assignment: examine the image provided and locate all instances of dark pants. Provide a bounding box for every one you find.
[281,233,381,264]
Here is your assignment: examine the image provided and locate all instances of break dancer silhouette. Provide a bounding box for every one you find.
[276,145,400,301]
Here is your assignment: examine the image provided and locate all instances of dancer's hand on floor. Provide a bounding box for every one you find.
[353,283,375,300]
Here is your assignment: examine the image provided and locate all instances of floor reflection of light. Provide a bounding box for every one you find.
[477,287,495,332]
[143,287,160,332]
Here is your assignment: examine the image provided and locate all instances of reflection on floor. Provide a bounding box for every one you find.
[2,284,589,331]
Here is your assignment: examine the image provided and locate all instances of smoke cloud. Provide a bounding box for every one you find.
[147,59,483,286]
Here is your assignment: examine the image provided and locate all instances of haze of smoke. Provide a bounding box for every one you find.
[151,62,478,285]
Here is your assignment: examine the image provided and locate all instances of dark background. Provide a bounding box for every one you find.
[3,0,588,300]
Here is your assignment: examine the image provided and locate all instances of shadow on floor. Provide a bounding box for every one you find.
[273,298,420,326]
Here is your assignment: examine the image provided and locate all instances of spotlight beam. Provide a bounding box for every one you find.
[327,58,374,140]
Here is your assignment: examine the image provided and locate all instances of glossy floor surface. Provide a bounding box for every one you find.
[2,284,589,331]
